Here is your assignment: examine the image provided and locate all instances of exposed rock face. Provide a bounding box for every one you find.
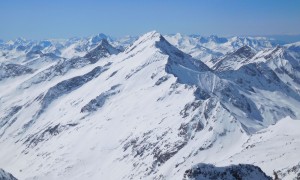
[81,84,121,113]
[22,65,108,130]
[84,39,120,62]
[0,169,17,180]
[40,66,107,111]
[276,162,300,180]
[0,63,33,81]
[183,164,272,180]
[20,39,117,88]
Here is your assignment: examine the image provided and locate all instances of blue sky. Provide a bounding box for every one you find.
[1,0,300,40]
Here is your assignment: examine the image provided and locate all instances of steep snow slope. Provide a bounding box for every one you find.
[213,44,300,126]
[218,117,300,179]
[0,31,247,179]
[0,32,299,180]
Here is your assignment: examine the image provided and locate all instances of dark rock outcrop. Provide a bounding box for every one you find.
[0,169,17,180]
[183,163,272,180]
[0,63,33,81]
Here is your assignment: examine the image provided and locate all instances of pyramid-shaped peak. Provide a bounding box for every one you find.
[90,33,110,44]
[233,45,256,58]
[212,45,257,71]
[124,31,164,53]
[84,39,119,60]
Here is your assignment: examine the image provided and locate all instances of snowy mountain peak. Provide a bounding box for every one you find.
[231,45,256,58]
[213,45,256,71]
[84,39,120,60]
[124,31,163,53]
[140,30,162,41]
[89,33,110,44]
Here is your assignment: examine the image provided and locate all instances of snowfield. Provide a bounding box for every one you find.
[0,31,300,180]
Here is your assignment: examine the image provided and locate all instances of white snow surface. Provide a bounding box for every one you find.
[0,31,300,180]
[219,117,300,178]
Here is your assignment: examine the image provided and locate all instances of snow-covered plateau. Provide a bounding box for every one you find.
[0,31,300,180]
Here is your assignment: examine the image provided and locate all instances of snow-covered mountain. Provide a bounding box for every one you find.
[0,31,300,180]
[0,33,116,61]
[164,33,275,67]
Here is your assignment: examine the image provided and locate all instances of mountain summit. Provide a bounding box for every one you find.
[84,39,120,61]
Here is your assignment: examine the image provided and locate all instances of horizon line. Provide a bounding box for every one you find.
[1,31,300,41]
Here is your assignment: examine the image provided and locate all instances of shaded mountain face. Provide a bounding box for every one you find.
[0,31,300,180]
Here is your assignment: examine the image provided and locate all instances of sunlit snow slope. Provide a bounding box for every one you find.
[0,31,300,180]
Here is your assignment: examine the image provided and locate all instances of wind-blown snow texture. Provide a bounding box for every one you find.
[0,31,300,180]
